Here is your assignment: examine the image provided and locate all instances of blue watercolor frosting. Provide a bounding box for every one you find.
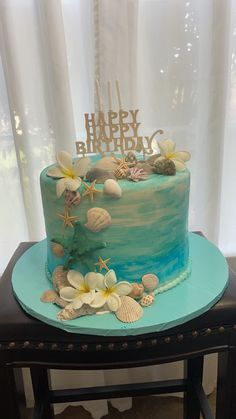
[40,163,190,287]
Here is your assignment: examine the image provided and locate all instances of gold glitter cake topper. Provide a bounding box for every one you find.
[76,80,164,157]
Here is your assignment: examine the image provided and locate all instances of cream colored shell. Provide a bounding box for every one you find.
[51,242,64,258]
[103,179,122,199]
[115,296,143,323]
[85,207,111,233]
[142,273,159,291]
[40,289,58,303]
[57,303,97,320]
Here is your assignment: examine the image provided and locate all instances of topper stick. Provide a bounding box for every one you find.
[108,81,112,110]
[115,80,122,109]
[96,79,102,111]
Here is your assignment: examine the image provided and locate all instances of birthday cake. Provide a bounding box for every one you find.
[40,81,191,323]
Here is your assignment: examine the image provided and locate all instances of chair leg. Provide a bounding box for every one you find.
[216,349,236,419]
[0,365,21,419]
[183,356,203,419]
[30,367,54,419]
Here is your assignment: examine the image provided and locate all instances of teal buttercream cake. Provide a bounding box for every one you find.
[40,154,191,291]
[12,94,229,330]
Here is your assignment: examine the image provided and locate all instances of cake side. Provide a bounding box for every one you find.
[40,160,190,287]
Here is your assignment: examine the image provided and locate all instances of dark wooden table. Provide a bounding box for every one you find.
[1,242,236,419]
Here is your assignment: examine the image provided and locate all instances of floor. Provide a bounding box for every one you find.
[25,392,215,418]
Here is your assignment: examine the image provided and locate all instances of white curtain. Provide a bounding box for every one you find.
[0,0,235,417]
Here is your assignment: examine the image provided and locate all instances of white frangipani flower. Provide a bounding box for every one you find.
[90,270,132,312]
[47,151,82,197]
[59,270,102,310]
[157,139,191,171]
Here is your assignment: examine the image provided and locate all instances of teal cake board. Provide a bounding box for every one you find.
[12,233,229,336]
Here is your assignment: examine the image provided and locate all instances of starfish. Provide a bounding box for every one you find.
[83,180,101,203]
[57,208,80,228]
[94,256,111,272]
[113,155,130,172]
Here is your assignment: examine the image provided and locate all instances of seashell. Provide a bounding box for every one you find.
[125,151,137,167]
[40,290,68,307]
[86,168,116,184]
[41,289,58,303]
[129,283,144,299]
[64,190,81,207]
[52,266,70,291]
[128,167,148,182]
[103,179,122,199]
[114,167,127,179]
[51,242,65,258]
[115,296,143,323]
[85,207,111,233]
[76,156,92,177]
[153,159,176,176]
[57,303,97,320]
[140,294,155,307]
[95,156,117,172]
[142,274,159,291]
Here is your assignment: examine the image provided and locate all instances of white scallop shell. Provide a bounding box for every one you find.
[103,179,122,199]
[115,296,143,323]
[142,274,159,291]
[140,294,155,307]
[85,207,111,233]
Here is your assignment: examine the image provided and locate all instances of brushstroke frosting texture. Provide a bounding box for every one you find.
[40,166,190,286]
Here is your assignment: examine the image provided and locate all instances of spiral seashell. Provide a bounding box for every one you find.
[125,151,137,167]
[140,294,155,307]
[115,296,143,323]
[103,179,122,199]
[52,266,70,291]
[129,283,144,299]
[142,274,159,291]
[51,242,65,258]
[153,159,176,176]
[85,207,111,233]
[57,303,98,320]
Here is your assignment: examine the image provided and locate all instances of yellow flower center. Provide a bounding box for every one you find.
[62,167,77,179]
[165,153,174,159]
[77,284,90,295]
[104,286,115,297]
